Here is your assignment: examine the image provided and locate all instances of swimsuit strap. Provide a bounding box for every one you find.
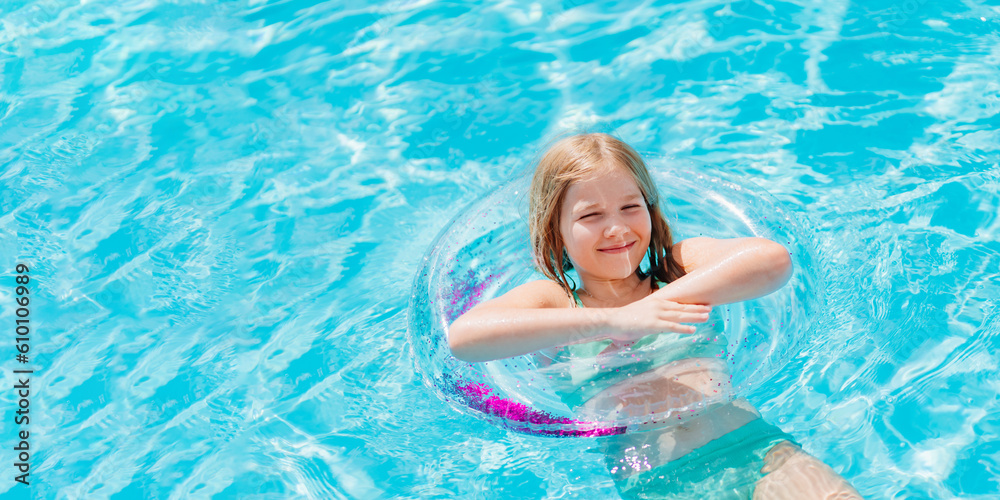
[571,288,585,308]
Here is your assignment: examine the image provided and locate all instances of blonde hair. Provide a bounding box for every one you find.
[527,133,685,294]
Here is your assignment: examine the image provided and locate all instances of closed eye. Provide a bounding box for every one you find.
[623,204,641,210]
[580,212,599,220]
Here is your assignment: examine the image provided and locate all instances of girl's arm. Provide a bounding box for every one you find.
[448,280,609,362]
[447,237,787,362]
[658,237,793,306]
[448,280,710,362]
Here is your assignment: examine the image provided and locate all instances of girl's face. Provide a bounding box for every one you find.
[559,166,652,283]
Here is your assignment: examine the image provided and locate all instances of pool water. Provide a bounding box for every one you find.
[1,0,998,498]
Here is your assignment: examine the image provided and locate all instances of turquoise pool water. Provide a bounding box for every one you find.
[1,0,998,498]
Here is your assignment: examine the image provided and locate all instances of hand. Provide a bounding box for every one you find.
[605,293,711,342]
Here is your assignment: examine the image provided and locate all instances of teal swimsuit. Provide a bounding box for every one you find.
[538,286,800,499]
[603,416,801,499]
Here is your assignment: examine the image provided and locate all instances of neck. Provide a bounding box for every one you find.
[577,272,653,307]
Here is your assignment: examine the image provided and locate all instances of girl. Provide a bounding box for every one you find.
[449,133,861,499]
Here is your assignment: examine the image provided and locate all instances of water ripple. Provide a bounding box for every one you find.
[2,0,1000,498]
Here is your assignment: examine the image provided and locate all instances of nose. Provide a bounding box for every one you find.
[603,213,629,238]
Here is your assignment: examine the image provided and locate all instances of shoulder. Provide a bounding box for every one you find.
[470,279,574,311]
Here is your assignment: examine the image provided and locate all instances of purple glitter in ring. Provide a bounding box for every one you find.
[446,376,625,438]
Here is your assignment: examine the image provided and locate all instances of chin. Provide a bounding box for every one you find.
[606,262,638,279]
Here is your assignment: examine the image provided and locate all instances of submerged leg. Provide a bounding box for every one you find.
[752,441,864,500]
[592,357,862,499]
[595,357,764,497]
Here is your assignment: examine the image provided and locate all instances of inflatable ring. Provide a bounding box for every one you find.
[406,159,824,437]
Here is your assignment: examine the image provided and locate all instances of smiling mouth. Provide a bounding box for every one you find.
[599,242,634,254]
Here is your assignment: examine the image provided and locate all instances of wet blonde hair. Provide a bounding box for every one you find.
[528,133,685,295]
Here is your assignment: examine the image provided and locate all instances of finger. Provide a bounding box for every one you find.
[678,304,712,313]
[658,311,710,322]
[661,302,712,313]
[676,312,711,323]
[664,322,697,334]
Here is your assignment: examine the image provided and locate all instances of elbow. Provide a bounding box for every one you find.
[761,239,793,287]
[447,318,482,363]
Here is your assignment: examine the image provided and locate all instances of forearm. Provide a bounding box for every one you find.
[660,240,792,306]
[448,308,613,362]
